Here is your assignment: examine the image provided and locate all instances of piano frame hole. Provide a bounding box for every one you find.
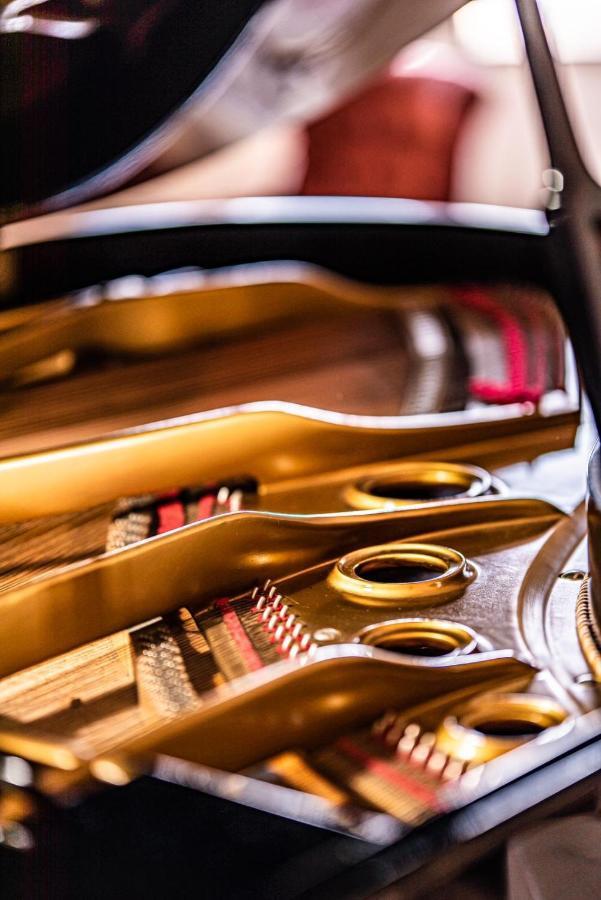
[344,461,493,510]
[329,542,475,607]
[356,618,479,657]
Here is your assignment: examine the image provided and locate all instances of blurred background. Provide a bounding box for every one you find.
[41,0,601,212]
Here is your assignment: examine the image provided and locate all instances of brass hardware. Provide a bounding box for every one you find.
[356,619,479,657]
[435,693,567,765]
[0,729,83,771]
[0,494,563,678]
[575,577,601,682]
[0,403,578,523]
[329,542,475,608]
[344,462,492,510]
[559,569,586,581]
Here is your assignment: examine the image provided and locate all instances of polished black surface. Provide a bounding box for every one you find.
[3,719,601,899]
[515,0,601,437]
[0,0,264,219]
[5,197,551,304]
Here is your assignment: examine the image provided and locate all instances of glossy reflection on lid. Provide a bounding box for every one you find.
[1,0,264,217]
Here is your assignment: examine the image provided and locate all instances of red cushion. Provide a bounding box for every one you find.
[301,74,476,201]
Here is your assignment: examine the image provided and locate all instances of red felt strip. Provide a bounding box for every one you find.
[196,493,217,521]
[156,501,185,534]
[215,598,264,672]
[454,286,540,404]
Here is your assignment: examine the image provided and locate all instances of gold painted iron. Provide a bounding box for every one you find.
[0,266,588,849]
[0,485,584,814]
[328,542,475,607]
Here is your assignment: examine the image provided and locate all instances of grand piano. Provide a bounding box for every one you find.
[2,2,601,896]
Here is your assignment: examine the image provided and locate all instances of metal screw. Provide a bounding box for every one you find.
[313,627,342,643]
[575,673,597,685]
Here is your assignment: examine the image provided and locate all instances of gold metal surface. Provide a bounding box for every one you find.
[0,403,578,522]
[343,462,492,510]
[92,649,535,776]
[0,259,585,832]
[328,542,474,607]
[0,209,592,856]
[0,494,563,678]
[0,471,586,832]
[436,692,568,764]
[0,265,447,378]
[0,488,569,787]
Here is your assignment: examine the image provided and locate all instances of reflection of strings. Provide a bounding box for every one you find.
[256,710,468,825]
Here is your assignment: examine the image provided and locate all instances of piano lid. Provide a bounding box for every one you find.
[0,0,468,223]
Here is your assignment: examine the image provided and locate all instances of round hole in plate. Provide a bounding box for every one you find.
[344,462,492,510]
[436,693,568,764]
[357,618,479,657]
[471,718,545,738]
[355,558,442,584]
[329,542,475,607]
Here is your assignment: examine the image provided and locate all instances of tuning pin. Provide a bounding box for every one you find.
[372,710,398,739]
[395,723,421,756]
[228,489,243,512]
[410,732,436,766]
[426,750,449,778]
[441,759,465,781]
[299,634,311,651]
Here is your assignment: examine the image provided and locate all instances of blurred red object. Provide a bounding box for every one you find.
[301,74,476,200]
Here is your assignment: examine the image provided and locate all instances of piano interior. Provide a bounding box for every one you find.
[3,1,601,896]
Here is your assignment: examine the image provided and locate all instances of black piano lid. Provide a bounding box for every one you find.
[0,0,266,219]
[0,0,468,222]
[3,0,601,438]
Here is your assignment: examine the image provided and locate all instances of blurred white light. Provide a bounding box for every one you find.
[453,0,524,66]
[542,0,601,64]
[453,0,601,66]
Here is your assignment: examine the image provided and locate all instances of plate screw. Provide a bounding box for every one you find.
[559,570,586,581]
[313,627,341,643]
[575,673,597,685]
